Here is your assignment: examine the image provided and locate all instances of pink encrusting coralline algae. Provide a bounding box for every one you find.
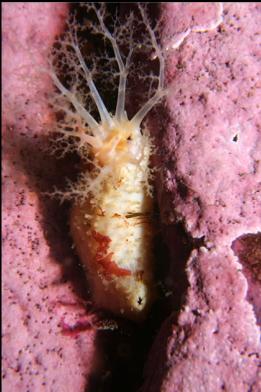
[2,2,261,392]
[2,4,98,391]
[143,3,261,392]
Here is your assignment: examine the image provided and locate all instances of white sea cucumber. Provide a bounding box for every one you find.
[47,4,166,321]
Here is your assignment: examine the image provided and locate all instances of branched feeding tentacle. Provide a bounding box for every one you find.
[92,4,132,121]
[68,27,113,128]
[131,4,166,127]
[49,69,99,136]
[47,3,168,204]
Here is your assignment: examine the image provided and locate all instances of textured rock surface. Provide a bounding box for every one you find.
[143,3,261,392]
[2,3,261,392]
[2,3,97,391]
[159,2,261,245]
[143,248,260,392]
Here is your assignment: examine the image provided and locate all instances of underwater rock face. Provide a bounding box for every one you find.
[143,3,261,392]
[2,3,261,392]
[2,4,98,392]
[159,2,261,245]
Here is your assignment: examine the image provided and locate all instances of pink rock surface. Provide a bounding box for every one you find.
[143,3,261,391]
[2,3,261,392]
[143,248,260,392]
[2,4,97,391]
[160,2,261,245]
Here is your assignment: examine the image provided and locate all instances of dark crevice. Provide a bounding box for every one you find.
[231,232,261,324]
[3,3,200,392]
[62,4,179,390]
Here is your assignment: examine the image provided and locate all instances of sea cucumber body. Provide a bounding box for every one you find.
[70,147,156,321]
[48,3,164,321]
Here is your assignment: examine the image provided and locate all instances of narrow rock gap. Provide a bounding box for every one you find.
[54,4,197,391]
[231,232,261,325]
[15,3,200,391]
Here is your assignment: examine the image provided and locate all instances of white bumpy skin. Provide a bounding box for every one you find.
[49,3,165,322]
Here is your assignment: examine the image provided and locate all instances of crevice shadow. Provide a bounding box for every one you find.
[232,232,261,324]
